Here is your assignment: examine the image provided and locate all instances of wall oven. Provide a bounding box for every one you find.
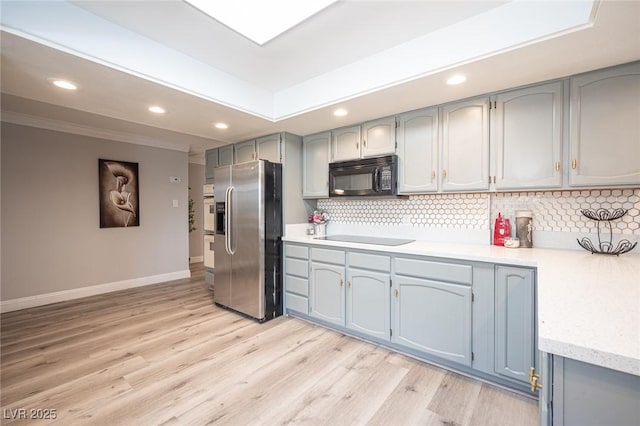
[203,184,215,282]
[329,155,398,197]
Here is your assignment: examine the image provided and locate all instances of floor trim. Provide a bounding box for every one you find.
[0,269,191,313]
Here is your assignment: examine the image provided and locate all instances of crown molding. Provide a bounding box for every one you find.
[1,110,190,153]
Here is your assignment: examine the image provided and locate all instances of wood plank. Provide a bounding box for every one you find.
[1,262,538,425]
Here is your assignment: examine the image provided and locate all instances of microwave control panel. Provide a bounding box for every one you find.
[380,166,392,190]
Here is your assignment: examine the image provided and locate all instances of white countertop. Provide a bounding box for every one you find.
[283,233,640,376]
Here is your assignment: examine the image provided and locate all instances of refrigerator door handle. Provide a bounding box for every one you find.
[227,186,236,255]
[224,186,232,255]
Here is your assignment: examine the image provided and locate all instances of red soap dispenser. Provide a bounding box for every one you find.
[493,213,511,246]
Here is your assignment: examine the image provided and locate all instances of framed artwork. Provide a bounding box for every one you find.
[99,159,140,228]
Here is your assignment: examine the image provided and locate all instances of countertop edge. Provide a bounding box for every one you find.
[539,337,640,376]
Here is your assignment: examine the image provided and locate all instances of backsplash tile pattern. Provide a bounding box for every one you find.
[317,194,490,229]
[491,189,640,235]
[317,188,639,235]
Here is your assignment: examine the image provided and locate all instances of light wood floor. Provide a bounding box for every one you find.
[1,263,538,425]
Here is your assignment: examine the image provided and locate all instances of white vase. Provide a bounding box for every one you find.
[314,222,326,237]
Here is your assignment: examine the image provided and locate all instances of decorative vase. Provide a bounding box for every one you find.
[314,222,326,237]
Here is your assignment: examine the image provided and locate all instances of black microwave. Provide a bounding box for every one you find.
[329,155,398,197]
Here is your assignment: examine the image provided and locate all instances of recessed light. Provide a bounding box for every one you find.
[148,106,166,114]
[51,79,78,90]
[333,108,348,117]
[446,74,467,85]
[214,122,229,129]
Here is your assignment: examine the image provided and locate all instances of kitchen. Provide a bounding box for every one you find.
[1,1,639,425]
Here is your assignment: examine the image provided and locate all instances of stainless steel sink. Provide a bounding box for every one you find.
[314,234,414,246]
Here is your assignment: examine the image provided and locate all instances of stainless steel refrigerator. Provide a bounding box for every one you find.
[213,160,283,321]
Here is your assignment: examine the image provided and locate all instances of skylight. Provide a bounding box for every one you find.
[184,0,337,45]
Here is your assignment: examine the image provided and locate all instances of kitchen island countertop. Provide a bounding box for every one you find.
[283,233,640,376]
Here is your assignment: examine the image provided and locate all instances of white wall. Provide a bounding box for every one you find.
[0,123,190,307]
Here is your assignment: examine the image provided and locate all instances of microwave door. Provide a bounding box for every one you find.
[330,166,376,196]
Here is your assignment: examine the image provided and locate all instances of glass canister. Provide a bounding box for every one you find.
[515,210,533,248]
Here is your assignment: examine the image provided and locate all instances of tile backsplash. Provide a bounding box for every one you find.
[491,189,640,235]
[317,194,489,229]
[316,188,640,248]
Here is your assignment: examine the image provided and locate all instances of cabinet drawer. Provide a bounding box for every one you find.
[285,244,308,260]
[285,258,308,278]
[311,247,345,265]
[286,292,309,315]
[394,257,472,285]
[286,275,309,297]
[348,252,391,272]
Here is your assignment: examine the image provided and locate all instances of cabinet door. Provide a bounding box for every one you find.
[303,132,331,198]
[494,82,563,189]
[234,140,256,163]
[310,262,345,326]
[397,107,438,193]
[218,145,234,166]
[495,266,535,384]
[256,134,281,163]
[362,116,396,158]
[441,98,490,191]
[332,126,361,162]
[205,148,218,180]
[346,268,390,341]
[569,63,640,186]
[392,275,472,366]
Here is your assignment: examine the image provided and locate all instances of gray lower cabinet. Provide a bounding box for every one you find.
[494,265,536,384]
[346,268,390,341]
[283,243,539,395]
[550,355,640,426]
[392,273,472,367]
[284,244,310,315]
[310,248,346,326]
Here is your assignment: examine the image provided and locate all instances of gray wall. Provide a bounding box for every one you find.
[1,123,189,301]
[188,162,204,260]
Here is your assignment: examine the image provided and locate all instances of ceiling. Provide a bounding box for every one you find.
[1,0,639,162]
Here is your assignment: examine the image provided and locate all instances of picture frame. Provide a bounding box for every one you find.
[99,159,140,228]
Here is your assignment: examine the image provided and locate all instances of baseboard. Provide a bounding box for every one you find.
[189,256,204,264]
[0,269,191,313]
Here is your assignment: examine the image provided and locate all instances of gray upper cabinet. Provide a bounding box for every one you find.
[256,134,281,163]
[205,148,218,180]
[361,116,396,158]
[495,265,535,384]
[569,62,640,187]
[440,98,490,191]
[234,139,256,163]
[302,131,331,198]
[331,125,361,162]
[397,107,439,193]
[218,145,234,166]
[493,82,563,190]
